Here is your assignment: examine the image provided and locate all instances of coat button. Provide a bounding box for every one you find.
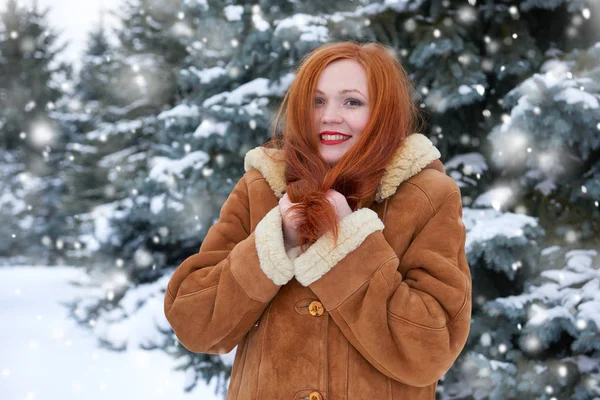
[308,301,324,317]
[308,391,323,400]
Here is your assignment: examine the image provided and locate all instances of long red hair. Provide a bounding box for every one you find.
[263,41,422,250]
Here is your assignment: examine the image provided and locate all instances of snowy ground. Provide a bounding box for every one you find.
[0,266,221,400]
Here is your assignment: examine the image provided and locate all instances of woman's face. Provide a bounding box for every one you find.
[313,59,370,166]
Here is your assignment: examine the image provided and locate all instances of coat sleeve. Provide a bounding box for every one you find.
[164,174,296,354]
[292,187,471,387]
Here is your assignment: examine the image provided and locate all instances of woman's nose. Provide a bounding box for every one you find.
[320,105,343,124]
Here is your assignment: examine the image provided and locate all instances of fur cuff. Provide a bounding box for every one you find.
[293,208,384,287]
[254,206,295,285]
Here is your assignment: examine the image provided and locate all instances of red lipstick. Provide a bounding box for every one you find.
[319,131,352,145]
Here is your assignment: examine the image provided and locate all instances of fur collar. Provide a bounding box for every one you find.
[244,133,442,205]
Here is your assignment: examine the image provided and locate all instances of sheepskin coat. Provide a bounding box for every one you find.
[164,133,472,400]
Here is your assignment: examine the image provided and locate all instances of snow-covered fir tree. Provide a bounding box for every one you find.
[51,21,119,268]
[454,39,600,400]
[62,0,238,394]
[0,0,74,265]
[76,19,123,112]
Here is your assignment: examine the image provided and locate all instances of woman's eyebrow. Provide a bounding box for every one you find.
[315,89,367,97]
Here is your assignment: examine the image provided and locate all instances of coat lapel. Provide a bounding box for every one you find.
[244,133,443,208]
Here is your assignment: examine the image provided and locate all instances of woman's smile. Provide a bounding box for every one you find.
[319,131,353,145]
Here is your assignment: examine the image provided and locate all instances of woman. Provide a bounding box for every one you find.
[164,41,471,400]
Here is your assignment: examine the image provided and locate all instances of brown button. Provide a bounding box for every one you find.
[308,301,324,317]
[309,391,323,400]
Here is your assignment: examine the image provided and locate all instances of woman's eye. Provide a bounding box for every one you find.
[314,98,362,107]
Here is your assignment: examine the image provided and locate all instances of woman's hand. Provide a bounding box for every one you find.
[325,189,353,220]
[279,189,353,251]
[279,193,303,251]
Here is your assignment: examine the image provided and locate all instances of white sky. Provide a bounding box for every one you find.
[1,0,123,71]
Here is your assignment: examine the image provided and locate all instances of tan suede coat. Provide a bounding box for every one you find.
[164,133,472,400]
